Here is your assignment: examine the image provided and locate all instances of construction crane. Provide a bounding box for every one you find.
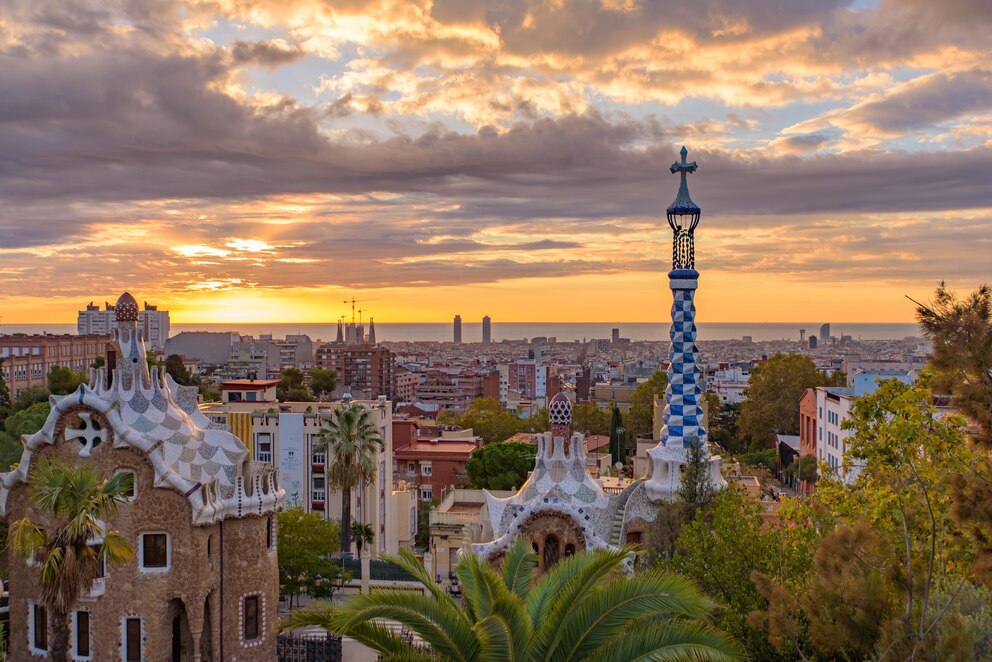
[343,297,377,323]
[357,308,368,325]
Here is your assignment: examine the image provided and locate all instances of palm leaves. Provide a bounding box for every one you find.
[352,520,375,557]
[283,537,741,662]
[7,460,135,661]
[315,403,383,555]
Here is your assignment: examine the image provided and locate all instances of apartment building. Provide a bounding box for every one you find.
[392,420,479,502]
[77,299,170,349]
[0,334,110,397]
[414,368,484,413]
[315,344,395,399]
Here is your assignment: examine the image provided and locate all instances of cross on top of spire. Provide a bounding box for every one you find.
[667,146,700,216]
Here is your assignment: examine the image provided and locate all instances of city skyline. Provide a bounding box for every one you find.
[2,0,991,324]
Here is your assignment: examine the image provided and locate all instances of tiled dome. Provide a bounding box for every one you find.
[115,292,139,322]
[548,391,572,426]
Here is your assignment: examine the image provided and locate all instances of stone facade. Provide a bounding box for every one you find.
[1,292,283,662]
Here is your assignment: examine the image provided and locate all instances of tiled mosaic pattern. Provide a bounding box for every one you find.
[661,285,707,448]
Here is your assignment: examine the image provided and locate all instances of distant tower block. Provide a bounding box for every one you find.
[808,335,818,349]
[820,323,831,340]
[611,328,620,343]
[800,329,806,344]
[453,315,462,343]
[482,315,492,344]
[368,317,377,345]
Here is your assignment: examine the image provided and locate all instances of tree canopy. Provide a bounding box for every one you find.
[465,441,536,490]
[737,353,825,450]
[627,369,667,436]
[439,397,547,445]
[46,365,86,395]
[309,367,338,400]
[277,508,341,607]
[571,402,611,436]
[0,402,50,471]
[277,367,314,402]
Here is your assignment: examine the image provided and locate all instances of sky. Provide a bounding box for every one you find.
[1,0,991,325]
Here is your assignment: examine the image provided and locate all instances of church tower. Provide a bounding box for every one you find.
[645,148,726,501]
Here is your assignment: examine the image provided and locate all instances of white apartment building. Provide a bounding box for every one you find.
[815,387,855,481]
[78,300,170,350]
[203,399,399,557]
[711,364,751,405]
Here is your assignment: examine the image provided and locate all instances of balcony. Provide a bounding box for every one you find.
[311,463,325,474]
[311,499,325,511]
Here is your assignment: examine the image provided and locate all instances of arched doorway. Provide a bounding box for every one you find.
[543,535,561,569]
[519,511,587,574]
[168,599,193,662]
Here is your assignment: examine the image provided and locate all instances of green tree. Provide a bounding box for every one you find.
[309,368,338,400]
[628,370,667,436]
[608,405,624,466]
[706,396,741,453]
[0,402,51,471]
[90,356,105,370]
[7,461,134,662]
[0,357,10,422]
[46,366,86,396]
[277,508,340,608]
[351,520,374,558]
[670,487,817,661]
[13,385,50,412]
[465,442,536,490]
[277,367,309,402]
[915,282,992,585]
[440,397,529,445]
[738,353,825,450]
[283,537,741,661]
[316,404,383,556]
[163,354,193,385]
[571,403,611,436]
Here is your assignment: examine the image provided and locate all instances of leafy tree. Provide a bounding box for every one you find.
[277,508,340,607]
[0,357,10,422]
[0,402,51,471]
[440,397,527,445]
[277,367,307,402]
[8,462,134,662]
[824,369,847,387]
[670,487,817,661]
[608,405,624,465]
[706,396,742,452]
[628,370,667,436]
[13,385,50,412]
[465,441,536,490]
[571,402,611,436]
[163,354,193,385]
[90,356,105,370]
[738,353,825,450]
[915,282,992,585]
[316,403,383,556]
[309,368,338,400]
[283,537,742,661]
[351,520,374,557]
[46,365,86,396]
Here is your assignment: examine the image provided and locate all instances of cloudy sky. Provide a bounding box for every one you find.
[1,0,990,324]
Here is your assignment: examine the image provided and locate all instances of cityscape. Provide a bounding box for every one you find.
[1,1,991,661]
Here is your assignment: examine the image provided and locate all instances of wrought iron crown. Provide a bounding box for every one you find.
[667,146,700,270]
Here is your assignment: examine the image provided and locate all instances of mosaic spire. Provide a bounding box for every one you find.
[661,147,706,450]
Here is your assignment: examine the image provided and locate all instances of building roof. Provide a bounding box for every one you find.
[585,435,611,451]
[775,434,801,451]
[393,439,478,459]
[222,379,280,389]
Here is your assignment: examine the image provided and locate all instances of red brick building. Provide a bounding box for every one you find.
[392,420,479,502]
[315,343,395,399]
[798,387,817,494]
[0,334,111,398]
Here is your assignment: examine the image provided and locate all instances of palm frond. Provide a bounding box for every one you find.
[7,518,49,560]
[473,614,514,662]
[100,532,135,565]
[581,621,742,662]
[501,536,538,599]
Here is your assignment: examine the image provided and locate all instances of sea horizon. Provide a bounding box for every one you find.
[2,322,922,344]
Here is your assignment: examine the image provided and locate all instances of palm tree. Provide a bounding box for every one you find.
[351,520,375,558]
[283,537,741,661]
[7,460,135,662]
[316,403,382,556]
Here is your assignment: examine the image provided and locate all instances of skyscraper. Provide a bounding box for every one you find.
[453,315,462,343]
[482,315,492,344]
[820,323,831,340]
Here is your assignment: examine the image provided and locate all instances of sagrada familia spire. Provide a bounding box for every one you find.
[645,147,726,501]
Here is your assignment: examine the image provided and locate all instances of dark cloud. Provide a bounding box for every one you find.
[230,39,304,68]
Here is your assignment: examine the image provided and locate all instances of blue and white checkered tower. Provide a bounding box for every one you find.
[645,147,726,501]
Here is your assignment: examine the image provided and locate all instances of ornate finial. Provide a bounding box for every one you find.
[666,147,701,270]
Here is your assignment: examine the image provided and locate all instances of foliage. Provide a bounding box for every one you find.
[46,365,86,396]
[735,448,778,473]
[316,403,383,555]
[14,385,50,412]
[0,357,10,422]
[670,488,817,661]
[824,369,847,387]
[627,370,667,436]
[706,395,742,452]
[440,397,547,445]
[309,368,338,400]
[608,405,624,465]
[90,356,105,369]
[0,402,51,471]
[283,537,742,662]
[915,282,992,586]
[163,354,194,385]
[351,520,374,557]
[570,402,611,436]
[784,453,818,484]
[277,367,313,402]
[466,441,536,490]
[277,508,341,607]
[738,353,825,450]
[7,461,134,662]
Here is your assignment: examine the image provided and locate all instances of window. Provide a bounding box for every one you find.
[75,610,91,658]
[141,533,169,570]
[266,516,273,550]
[32,603,48,653]
[255,433,272,463]
[420,463,432,477]
[407,462,415,472]
[420,485,433,501]
[244,595,260,640]
[115,469,137,500]
[125,618,142,662]
[312,476,326,502]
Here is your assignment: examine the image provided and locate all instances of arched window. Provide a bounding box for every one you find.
[543,535,561,569]
[564,543,576,558]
